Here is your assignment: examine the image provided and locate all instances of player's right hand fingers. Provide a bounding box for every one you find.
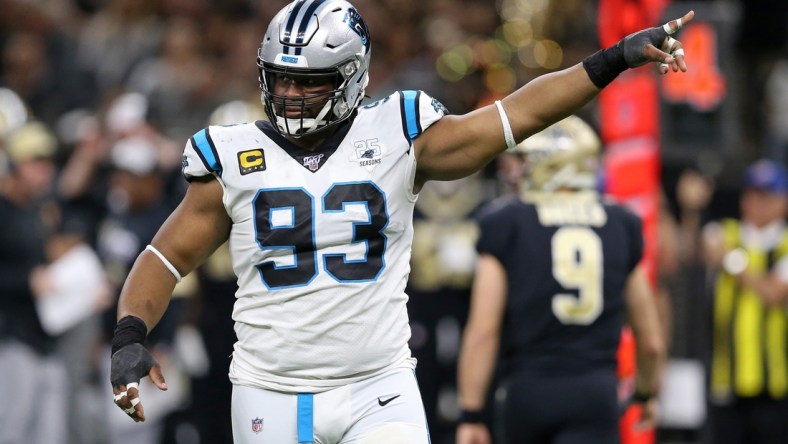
[643,43,674,67]
[113,382,146,422]
[672,44,687,72]
[149,363,168,391]
[663,10,695,35]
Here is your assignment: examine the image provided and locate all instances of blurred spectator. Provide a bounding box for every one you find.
[97,135,179,339]
[407,175,491,443]
[702,159,788,444]
[763,59,788,165]
[127,16,222,142]
[30,205,112,444]
[0,120,68,443]
[76,0,164,95]
[182,244,238,444]
[56,92,184,243]
[1,29,97,129]
[96,135,191,444]
[0,87,28,137]
[734,0,788,160]
[665,170,717,360]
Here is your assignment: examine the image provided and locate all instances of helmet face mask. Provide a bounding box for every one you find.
[512,116,601,193]
[260,64,342,137]
[257,0,371,138]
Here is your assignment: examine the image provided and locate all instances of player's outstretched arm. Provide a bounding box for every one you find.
[414,11,694,186]
[111,176,231,422]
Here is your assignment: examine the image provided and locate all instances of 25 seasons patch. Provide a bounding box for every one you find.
[238,149,266,175]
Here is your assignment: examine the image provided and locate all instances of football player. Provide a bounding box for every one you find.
[109,1,689,442]
[455,116,665,444]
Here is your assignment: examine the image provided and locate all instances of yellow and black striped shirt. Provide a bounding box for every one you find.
[711,219,788,401]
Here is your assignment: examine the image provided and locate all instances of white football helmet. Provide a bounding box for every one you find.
[257,0,371,138]
[512,115,601,192]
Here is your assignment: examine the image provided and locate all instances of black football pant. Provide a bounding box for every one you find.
[495,369,619,444]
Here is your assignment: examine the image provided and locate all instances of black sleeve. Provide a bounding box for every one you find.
[475,200,513,261]
[0,203,43,304]
[624,208,644,273]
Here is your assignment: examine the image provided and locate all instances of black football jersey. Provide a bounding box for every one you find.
[475,192,643,375]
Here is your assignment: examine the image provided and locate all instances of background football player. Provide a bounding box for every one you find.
[456,116,665,444]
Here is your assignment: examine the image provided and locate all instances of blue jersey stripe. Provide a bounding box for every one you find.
[297,393,314,443]
[402,90,421,142]
[192,128,222,176]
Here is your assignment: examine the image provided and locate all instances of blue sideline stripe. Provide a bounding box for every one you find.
[297,393,314,443]
[192,129,221,175]
[402,90,419,141]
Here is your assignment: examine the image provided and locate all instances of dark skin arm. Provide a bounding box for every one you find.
[113,175,231,422]
[118,175,231,327]
[413,11,694,191]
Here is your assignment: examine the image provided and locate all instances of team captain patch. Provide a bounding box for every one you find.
[238,149,266,175]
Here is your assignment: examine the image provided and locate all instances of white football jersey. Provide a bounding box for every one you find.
[182,91,447,392]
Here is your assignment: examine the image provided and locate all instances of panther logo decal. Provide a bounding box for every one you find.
[344,7,370,51]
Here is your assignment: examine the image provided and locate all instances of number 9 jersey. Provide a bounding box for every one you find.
[181,91,447,393]
[475,192,644,374]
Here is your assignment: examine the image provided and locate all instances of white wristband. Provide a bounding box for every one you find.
[494,100,517,150]
[145,245,182,283]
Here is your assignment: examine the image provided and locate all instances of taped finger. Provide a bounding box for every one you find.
[114,391,127,403]
[126,382,139,391]
[673,48,685,57]
[131,397,140,407]
[662,23,673,35]
[662,17,683,35]
[124,406,136,415]
[663,37,678,52]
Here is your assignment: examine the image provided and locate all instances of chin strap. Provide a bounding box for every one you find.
[275,100,334,136]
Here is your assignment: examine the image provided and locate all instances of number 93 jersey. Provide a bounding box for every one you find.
[181,91,447,392]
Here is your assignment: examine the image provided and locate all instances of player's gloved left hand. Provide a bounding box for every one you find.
[616,10,694,73]
[110,316,168,423]
[583,10,694,89]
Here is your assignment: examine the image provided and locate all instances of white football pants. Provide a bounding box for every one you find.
[231,367,430,443]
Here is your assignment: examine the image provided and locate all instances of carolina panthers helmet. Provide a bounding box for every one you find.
[512,115,601,192]
[257,0,371,138]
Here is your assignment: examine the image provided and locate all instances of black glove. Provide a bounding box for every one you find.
[110,315,155,388]
[111,343,157,388]
[583,11,692,87]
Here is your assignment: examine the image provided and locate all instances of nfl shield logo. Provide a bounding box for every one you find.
[251,417,264,433]
[303,154,324,172]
